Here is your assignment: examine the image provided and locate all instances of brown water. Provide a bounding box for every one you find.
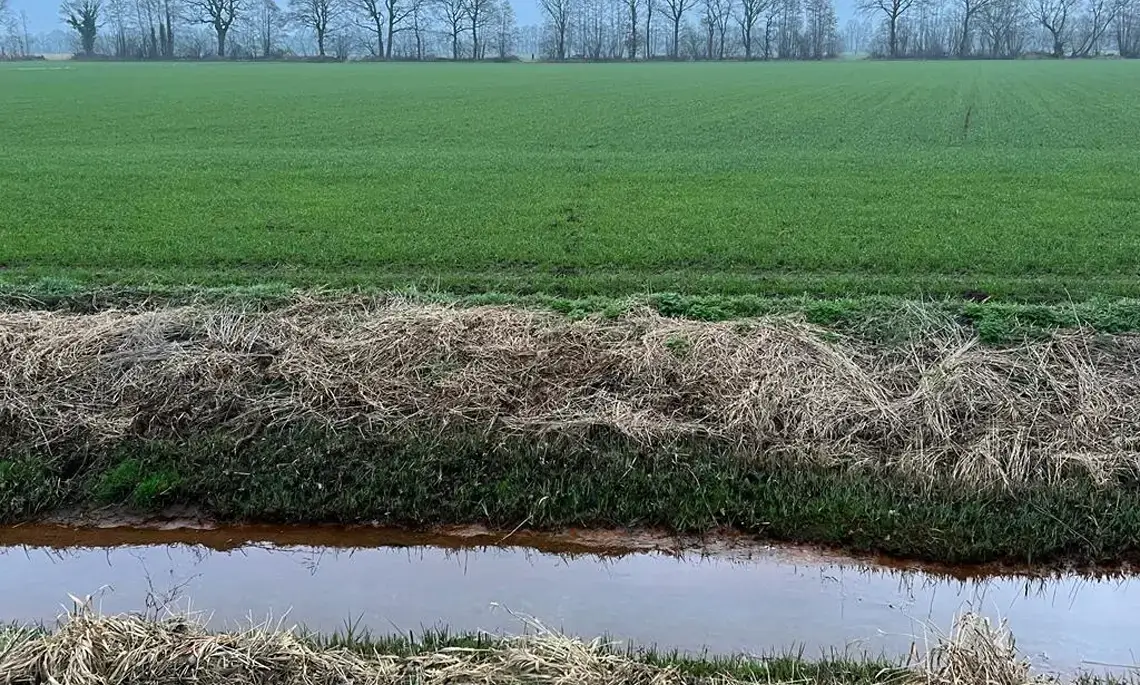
[0,524,1136,676]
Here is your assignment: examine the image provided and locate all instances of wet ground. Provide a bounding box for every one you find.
[0,524,1135,676]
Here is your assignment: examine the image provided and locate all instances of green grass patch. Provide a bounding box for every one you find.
[94,459,182,508]
[7,282,1140,344]
[6,428,1140,566]
[1,61,1139,300]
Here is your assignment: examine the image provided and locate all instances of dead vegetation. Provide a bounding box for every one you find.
[0,608,1054,685]
[2,301,1140,488]
[918,613,1039,685]
[0,609,682,685]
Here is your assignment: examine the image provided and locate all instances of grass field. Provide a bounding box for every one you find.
[2,60,1139,300]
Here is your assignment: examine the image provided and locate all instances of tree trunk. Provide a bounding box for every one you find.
[672,18,680,57]
[165,5,174,57]
[375,15,385,58]
[216,26,227,56]
[629,2,638,58]
[888,15,897,56]
[386,17,395,58]
[958,12,970,55]
[318,29,326,56]
[645,1,653,56]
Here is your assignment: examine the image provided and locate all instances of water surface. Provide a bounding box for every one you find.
[0,525,1134,676]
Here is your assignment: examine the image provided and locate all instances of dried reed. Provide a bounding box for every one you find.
[3,302,1139,488]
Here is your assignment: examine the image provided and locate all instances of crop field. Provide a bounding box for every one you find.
[1,60,1138,300]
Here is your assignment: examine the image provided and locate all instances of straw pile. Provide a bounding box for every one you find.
[0,609,1055,685]
[3,301,1140,487]
[0,610,678,685]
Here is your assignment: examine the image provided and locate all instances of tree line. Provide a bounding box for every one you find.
[1,0,1134,60]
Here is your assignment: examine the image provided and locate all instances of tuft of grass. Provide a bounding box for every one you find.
[94,459,181,508]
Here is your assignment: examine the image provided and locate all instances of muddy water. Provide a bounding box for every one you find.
[0,525,1136,676]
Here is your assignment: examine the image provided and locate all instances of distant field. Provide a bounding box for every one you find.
[1,61,1138,300]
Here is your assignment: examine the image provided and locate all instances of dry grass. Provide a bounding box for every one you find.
[3,301,1140,488]
[0,608,1063,685]
[918,613,1043,685]
[0,609,682,685]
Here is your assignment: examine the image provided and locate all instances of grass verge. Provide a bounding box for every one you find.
[5,302,1140,565]
[3,429,1140,565]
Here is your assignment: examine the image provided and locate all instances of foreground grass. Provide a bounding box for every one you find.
[4,429,1140,565]
[309,627,901,684]
[2,61,1140,300]
[0,610,1128,685]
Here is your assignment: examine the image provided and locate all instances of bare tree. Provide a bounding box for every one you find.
[774,0,799,55]
[843,15,871,52]
[1070,0,1125,54]
[408,0,427,57]
[977,0,1024,55]
[382,0,423,56]
[187,0,243,55]
[701,0,731,57]
[256,0,283,54]
[1035,0,1075,55]
[1119,0,1140,54]
[623,0,639,57]
[858,0,916,56]
[132,0,159,58]
[290,0,342,55]
[435,0,467,57]
[661,0,695,56]
[736,0,770,57]
[350,0,385,54]
[955,0,994,53]
[61,0,103,55]
[493,0,515,55]
[538,0,571,57]
[644,0,653,54]
[159,0,178,56]
[462,0,494,57]
[804,0,836,56]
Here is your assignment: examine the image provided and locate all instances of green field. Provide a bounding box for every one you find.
[2,60,1139,300]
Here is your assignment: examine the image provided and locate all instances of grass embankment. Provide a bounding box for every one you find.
[2,61,1140,300]
[4,301,1140,565]
[0,610,1112,685]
